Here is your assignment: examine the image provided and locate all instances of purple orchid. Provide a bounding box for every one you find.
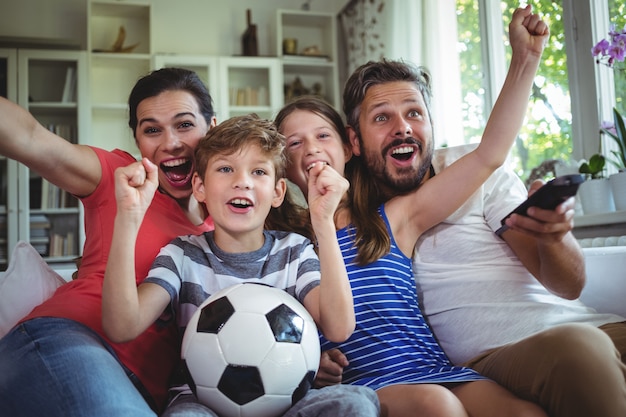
[592,24,626,68]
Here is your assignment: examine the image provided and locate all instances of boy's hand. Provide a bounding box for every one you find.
[113,158,159,222]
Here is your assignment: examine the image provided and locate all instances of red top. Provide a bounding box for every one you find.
[24,147,213,410]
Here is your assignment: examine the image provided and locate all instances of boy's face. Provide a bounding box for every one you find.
[281,109,352,197]
[193,143,286,246]
[348,81,434,194]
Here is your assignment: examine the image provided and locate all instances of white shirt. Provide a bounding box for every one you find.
[413,145,624,364]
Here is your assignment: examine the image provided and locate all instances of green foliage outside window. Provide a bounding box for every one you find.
[456,0,625,182]
[608,0,626,116]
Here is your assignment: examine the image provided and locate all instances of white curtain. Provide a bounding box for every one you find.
[340,0,464,147]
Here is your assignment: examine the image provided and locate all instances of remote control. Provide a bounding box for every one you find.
[495,174,585,236]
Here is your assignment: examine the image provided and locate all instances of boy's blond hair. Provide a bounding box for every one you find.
[194,113,286,182]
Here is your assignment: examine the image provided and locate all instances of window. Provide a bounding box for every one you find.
[456,0,625,182]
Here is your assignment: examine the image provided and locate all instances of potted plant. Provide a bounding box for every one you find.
[579,153,607,179]
[600,108,626,170]
[578,153,616,214]
[592,23,626,210]
[602,108,626,210]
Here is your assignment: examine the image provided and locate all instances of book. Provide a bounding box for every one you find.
[61,66,76,103]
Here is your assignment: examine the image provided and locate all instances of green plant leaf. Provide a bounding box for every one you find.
[613,107,626,168]
[579,153,606,179]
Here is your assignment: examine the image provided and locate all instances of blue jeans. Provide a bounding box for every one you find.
[163,385,380,417]
[0,318,156,417]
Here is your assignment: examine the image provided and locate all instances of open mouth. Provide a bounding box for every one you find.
[389,140,422,162]
[228,198,253,209]
[306,161,329,172]
[161,158,193,187]
[391,146,415,161]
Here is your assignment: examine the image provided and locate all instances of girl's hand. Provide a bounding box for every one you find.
[113,158,159,222]
[314,349,349,388]
[306,162,349,225]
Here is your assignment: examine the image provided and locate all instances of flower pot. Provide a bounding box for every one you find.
[609,170,626,211]
[578,178,615,215]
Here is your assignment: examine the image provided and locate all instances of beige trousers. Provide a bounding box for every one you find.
[464,322,626,417]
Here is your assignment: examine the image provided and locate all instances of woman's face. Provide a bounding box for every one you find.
[281,109,351,196]
[135,90,215,200]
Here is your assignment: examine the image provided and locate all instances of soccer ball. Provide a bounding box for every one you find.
[181,282,321,417]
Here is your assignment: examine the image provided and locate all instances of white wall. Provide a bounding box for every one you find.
[0,0,348,56]
[0,0,87,49]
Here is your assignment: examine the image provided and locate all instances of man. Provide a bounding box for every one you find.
[318,6,626,417]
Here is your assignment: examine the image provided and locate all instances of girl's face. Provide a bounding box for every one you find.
[281,109,351,196]
[135,90,216,201]
[192,143,286,251]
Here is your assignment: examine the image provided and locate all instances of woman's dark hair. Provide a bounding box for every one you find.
[127,67,215,138]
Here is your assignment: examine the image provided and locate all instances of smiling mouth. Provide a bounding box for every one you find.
[306,161,329,172]
[391,146,415,161]
[161,159,193,186]
[229,198,253,208]
[388,140,422,161]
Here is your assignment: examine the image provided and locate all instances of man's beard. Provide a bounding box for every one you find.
[362,138,433,196]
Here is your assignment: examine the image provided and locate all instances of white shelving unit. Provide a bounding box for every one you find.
[153,55,283,122]
[276,9,340,108]
[152,54,219,120]
[0,48,17,269]
[217,56,283,121]
[87,0,152,153]
[1,48,87,269]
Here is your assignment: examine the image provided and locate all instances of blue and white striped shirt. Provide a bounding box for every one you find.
[145,230,320,334]
[320,206,486,390]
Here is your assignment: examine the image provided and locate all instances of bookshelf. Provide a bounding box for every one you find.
[0,49,87,270]
[0,49,16,269]
[153,55,283,121]
[276,10,340,108]
[88,0,152,153]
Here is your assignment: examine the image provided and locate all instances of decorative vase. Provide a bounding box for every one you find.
[578,178,616,215]
[609,170,626,211]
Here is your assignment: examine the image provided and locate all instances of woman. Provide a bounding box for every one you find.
[0,68,216,416]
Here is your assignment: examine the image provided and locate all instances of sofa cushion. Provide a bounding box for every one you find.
[0,241,66,338]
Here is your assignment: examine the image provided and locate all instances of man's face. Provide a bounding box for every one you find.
[349,81,434,195]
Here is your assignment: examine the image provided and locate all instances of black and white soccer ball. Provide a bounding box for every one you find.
[181,283,321,417]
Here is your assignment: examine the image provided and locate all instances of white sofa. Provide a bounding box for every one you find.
[50,246,626,317]
[2,241,624,339]
[578,245,626,318]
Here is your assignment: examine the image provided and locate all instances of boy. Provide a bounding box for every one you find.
[102,114,376,416]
